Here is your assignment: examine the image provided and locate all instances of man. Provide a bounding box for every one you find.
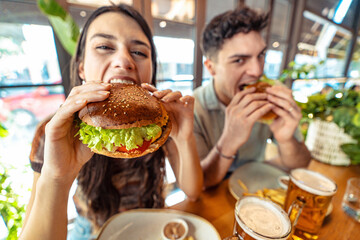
[194,7,311,188]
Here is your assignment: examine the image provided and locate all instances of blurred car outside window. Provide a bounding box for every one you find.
[0,21,65,213]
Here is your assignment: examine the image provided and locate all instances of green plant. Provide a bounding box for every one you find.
[0,124,8,138]
[279,60,324,82]
[0,164,26,240]
[298,90,360,164]
[1,124,26,239]
[37,0,79,56]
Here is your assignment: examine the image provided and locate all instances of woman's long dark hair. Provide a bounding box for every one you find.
[77,151,165,230]
[70,4,165,231]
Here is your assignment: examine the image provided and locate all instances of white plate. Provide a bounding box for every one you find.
[228,162,287,200]
[96,209,221,240]
[277,175,290,190]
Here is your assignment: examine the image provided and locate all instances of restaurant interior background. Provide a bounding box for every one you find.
[0,0,360,237]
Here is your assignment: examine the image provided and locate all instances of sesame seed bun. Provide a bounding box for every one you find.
[78,83,171,158]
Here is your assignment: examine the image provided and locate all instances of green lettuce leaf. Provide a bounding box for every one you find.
[77,122,161,152]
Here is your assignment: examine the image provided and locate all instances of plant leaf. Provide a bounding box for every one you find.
[37,0,67,19]
[0,123,8,138]
[37,0,79,56]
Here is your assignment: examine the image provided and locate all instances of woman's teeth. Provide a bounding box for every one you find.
[110,79,134,84]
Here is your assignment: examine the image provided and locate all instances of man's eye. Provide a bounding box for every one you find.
[234,58,244,64]
[259,52,266,58]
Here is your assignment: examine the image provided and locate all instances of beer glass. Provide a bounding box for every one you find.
[284,168,337,239]
[224,196,294,240]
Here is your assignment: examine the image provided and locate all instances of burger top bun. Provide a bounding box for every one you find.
[78,83,169,129]
[246,81,278,121]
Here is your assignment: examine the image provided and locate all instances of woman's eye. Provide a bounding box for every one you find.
[131,51,147,57]
[96,45,113,50]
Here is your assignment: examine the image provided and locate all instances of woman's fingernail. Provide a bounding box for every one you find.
[76,99,86,104]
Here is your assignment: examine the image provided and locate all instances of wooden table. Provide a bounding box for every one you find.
[169,160,360,239]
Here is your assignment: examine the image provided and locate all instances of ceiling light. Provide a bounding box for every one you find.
[80,11,87,17]
[159,21,167,28]
[272,41,280,48]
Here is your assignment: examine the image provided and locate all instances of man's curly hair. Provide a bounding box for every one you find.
[201,7,269,60]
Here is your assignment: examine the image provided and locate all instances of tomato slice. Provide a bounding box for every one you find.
[116,139,151,153]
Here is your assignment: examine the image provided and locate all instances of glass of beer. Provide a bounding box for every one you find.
[284,168,337,239]
[224,196,292,240]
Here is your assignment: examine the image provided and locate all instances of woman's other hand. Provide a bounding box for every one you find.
[141,83,194,142]
[42,82,111,184]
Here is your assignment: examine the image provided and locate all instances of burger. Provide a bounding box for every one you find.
[246,79,278,122]
[77,82,171,158]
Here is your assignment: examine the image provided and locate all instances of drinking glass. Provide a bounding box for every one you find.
[342,177,360,222]
[224,196,304,240]
[284,168,337,240]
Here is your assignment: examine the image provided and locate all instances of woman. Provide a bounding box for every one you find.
[20,4,203,240]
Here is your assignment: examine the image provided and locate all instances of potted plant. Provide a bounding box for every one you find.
[298,89,360,165]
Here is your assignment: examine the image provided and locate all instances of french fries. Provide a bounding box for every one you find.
[237,179,249,193]
[238,179,287,207]
[184,236,195,240]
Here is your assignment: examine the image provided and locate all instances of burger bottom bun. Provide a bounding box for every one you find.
[91,120,172,159]
[260,110,277,121]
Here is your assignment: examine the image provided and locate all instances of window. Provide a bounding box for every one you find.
[154,36,194,96]
[67,0,133,7]
[292,78,344,103]
[306,0,357,28]
[152,0,196,95]
[245,0,269,12]
[264,0,292,79]
[0,1,65,208]
[0,24,61,86]
[348,35,360,78]
[152,0,195,23]
[294,11,352,78]
[202,0,238,86]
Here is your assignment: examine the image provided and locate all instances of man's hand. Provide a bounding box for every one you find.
[266,85,302,143]
[218,86,274,155]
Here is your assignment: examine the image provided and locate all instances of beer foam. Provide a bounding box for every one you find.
[236,197,290,239]
[291,169,337,196]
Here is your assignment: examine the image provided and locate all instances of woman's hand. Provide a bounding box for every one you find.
[141,83,194,142]
[42,82,111,184]
[142,84,203,199]
[266,85,301,143]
